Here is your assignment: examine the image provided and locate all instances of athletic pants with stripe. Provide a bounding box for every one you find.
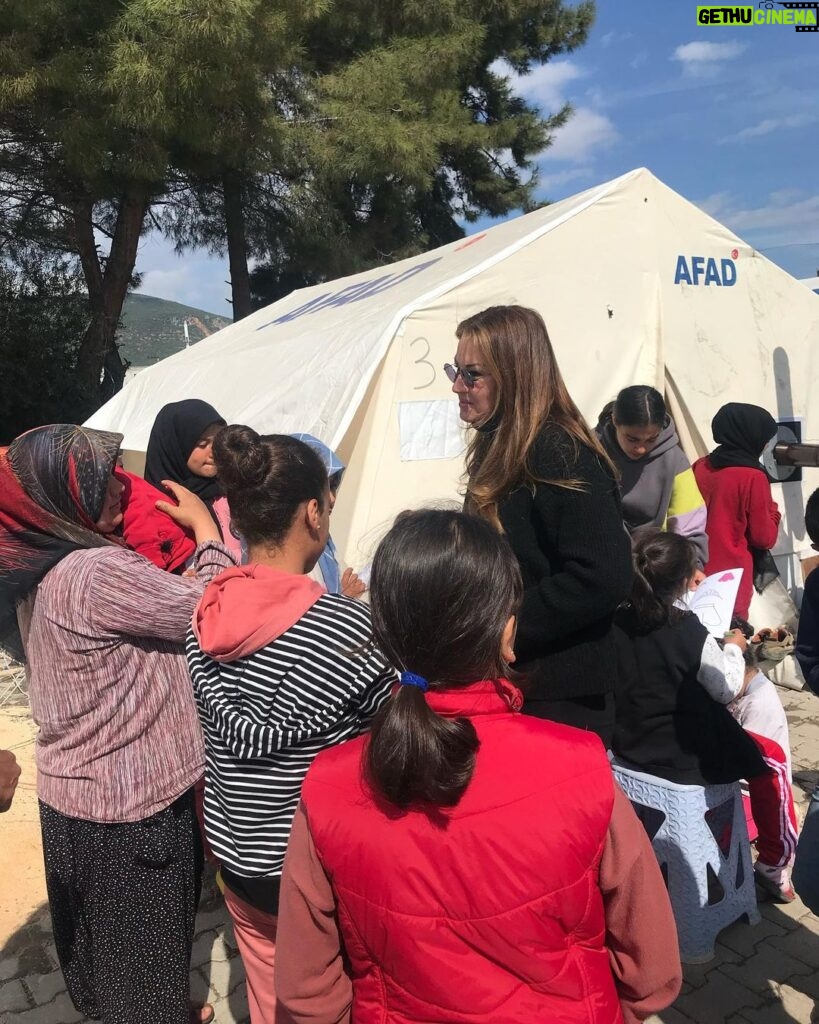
[746,730,799,869]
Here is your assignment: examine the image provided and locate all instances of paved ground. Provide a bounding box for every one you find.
[1,683,818,1024]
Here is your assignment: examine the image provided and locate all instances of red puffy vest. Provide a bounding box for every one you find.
[302,680,623,1024]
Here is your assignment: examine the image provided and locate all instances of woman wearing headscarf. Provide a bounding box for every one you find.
[693,403,781,620]
[0,424,237,1024]
[291,433,366,598]
[143,399,242,560]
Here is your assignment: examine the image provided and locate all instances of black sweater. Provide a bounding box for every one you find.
[612,606,766,785]
[497,422,633,702]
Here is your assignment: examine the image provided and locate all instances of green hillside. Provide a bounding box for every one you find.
[118,293,232,368]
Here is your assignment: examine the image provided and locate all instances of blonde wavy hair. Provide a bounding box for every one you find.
[457,305,613,528]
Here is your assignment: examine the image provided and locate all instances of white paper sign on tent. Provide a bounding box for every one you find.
[684,568,743,637]
[398,400,467,462]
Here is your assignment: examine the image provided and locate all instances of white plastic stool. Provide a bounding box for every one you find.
[612,760,760,963]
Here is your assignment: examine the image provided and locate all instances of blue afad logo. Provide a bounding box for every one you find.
[674,255,737,287]
[257,257,444,329]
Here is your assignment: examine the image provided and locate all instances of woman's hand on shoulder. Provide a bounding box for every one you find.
[155,481,221,545]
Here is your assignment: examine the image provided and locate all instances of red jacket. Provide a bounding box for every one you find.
[693,457,781,618]
[116,469,196,573]
[301,680,623,1024]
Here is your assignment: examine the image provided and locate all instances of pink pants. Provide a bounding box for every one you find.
[746,730,799,869]
[223,886,278,1024]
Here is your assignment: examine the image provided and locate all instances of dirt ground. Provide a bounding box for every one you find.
[0,706,46,946]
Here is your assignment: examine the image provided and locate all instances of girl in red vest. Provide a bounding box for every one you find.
[275,509,682,1024]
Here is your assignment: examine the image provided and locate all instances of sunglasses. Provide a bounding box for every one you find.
[444,363,487,389]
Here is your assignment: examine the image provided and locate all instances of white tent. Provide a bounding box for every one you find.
[88,167,819,599]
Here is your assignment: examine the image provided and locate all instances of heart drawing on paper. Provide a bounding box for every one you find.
[718,573,735,582]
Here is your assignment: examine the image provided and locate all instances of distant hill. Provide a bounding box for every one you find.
[118,293,232,368]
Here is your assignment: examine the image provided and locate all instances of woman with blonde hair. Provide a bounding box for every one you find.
[447,305,632,741]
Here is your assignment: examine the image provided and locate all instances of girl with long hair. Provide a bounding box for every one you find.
[447,304,632,741]
[596,385,708,568]
[186,427,394,1024]
[0,424,236,1024]
[275,509,681,1024]
[613,530,797,900]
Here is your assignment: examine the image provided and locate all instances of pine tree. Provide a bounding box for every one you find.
[0,0,594,415]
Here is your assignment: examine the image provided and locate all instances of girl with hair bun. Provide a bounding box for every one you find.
[275,509,682,1024]
[596,385,709,569]
[185,426,394,1024]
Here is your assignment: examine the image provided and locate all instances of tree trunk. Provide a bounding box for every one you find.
[223,172,252,321]
[72,189,149,414]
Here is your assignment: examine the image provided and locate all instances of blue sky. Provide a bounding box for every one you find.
[134,0,819,317]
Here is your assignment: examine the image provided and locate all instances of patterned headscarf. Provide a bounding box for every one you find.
[0,424,122,660]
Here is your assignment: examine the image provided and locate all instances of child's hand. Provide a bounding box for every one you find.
[341,567,367,599]
[723,629,748,652]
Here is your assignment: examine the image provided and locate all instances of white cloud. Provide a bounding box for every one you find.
[536,166,595,194]
[695,190,819,248]
[630,51,648,71]
[544,107,619,162]
[497,59,618,165]
[504,59,585,111]
[134,231,232,316]
[600,31,633,50]
[721,113,815,143]
[672,40,747,77]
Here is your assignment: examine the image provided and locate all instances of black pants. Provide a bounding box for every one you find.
[39,789,202,1024]
[522,692,615,747]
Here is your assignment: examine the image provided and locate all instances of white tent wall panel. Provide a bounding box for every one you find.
[84,167,819,603]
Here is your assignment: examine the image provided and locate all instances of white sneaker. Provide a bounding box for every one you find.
[755,861,796,902]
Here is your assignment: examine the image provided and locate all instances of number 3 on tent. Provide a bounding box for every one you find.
[410,337,435,390]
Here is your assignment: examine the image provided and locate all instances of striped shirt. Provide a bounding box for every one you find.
[18,541,236,823]
[185,595,394,885]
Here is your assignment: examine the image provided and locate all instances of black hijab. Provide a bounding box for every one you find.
[144,400,226,501]
[708,403,777,473]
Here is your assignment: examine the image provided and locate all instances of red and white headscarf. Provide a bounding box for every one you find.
[0,424,122,660]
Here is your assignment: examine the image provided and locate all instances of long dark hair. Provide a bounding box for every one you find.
[629,529,698,630]
[457,305,614,528]
[212,426,327,547]
[366,509,522,810]
[612,385,666,428]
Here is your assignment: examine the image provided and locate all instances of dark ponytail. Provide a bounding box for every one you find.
[629,529,698,631]
[613,385,666,429]
[366,509,522,810]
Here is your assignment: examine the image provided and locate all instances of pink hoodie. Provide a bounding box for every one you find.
[193,564,326,663]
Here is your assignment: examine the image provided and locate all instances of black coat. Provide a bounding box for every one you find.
[498,422,633,702]
[612,606,766,785]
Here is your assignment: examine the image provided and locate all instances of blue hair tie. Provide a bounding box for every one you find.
[400,671,429,693]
